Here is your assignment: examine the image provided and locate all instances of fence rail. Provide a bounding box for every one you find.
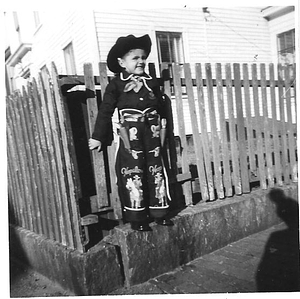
[7,62,297,252]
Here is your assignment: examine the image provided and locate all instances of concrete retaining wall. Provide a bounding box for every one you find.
[9,184,298,295]
[9,226,124,295]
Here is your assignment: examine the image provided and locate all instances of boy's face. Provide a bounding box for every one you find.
[118,49,147,75]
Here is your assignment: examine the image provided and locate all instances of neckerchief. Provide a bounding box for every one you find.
[120,72,153,93]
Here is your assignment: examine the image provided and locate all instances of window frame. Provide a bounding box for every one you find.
[156,31,185,65]
[277,28,295,65]
[63,42,77,75]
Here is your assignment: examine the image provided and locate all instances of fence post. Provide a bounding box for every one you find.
[98,62,122,220]
[84,63,110,210]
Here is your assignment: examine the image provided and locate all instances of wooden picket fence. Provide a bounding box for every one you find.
[7,61,297,252]
[7,63,84,252]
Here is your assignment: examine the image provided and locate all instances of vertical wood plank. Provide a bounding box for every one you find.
[84,63,109,210]
[99,62,122,220]
[184,63,209,201]
[252,64,267,189]
[51,63,84,251]
[195,63,215,200]
[225,64,242,194]
[37,75,62,241]
[23,86,44,233]
[40,71,67,245]
[10,93,34,230]
[284,65,297,182]
[206,63,224,199]
[260,64,274,187]
[26,83,50,237]
[269,64,283,186]
[242,64,256,176]
[32,78,56,240]
[216,63,232,197]
[6,104,25,227]
[277,64,290,183]
[233,64,250,193]
[172,63,193,205]
[20,87,42,233]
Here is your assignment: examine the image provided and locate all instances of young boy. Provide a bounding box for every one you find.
[89,34,173,231]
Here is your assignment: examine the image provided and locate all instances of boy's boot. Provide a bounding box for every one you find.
[131,221,152,231]
[155,217,174,226]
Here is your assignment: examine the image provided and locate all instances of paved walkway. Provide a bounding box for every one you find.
[110,222,300,294]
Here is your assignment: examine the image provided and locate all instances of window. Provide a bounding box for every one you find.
[277,29,295,65]
[156,31,184,65]
[63,42,76,75]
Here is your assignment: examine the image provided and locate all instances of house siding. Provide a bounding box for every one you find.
[94,6,272,78]
[30,10,99,78]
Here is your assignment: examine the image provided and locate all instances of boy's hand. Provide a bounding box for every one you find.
[89,138,102,152]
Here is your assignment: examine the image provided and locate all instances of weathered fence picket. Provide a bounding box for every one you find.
[242,64,256,176]
[195,63,215,200]
[206,63,224,199]
[284,66,297,182]
[277,64,290,184]
[25,83,48,236]
[216,63,232,197]
[252,64,267,189]
[7,62,297,253]
[261,64,275,187]
[234,63,250,193]
[225,64,242,194]
[31,78,54,239]
[269,64,283,186]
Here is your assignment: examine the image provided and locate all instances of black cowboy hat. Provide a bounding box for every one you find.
[107,34,152,73]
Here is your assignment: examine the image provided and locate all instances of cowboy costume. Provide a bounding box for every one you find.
[89,34,172,231]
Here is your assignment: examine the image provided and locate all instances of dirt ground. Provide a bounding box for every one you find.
[9,258,72,298]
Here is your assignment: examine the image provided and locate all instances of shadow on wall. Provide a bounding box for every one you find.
[256,188,300,292]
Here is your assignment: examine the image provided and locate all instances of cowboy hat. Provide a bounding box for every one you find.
[107,34,152,73]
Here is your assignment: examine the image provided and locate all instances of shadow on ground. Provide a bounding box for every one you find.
[256,188,300,292]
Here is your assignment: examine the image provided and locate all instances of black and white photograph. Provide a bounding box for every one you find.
[3,0,299,297]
